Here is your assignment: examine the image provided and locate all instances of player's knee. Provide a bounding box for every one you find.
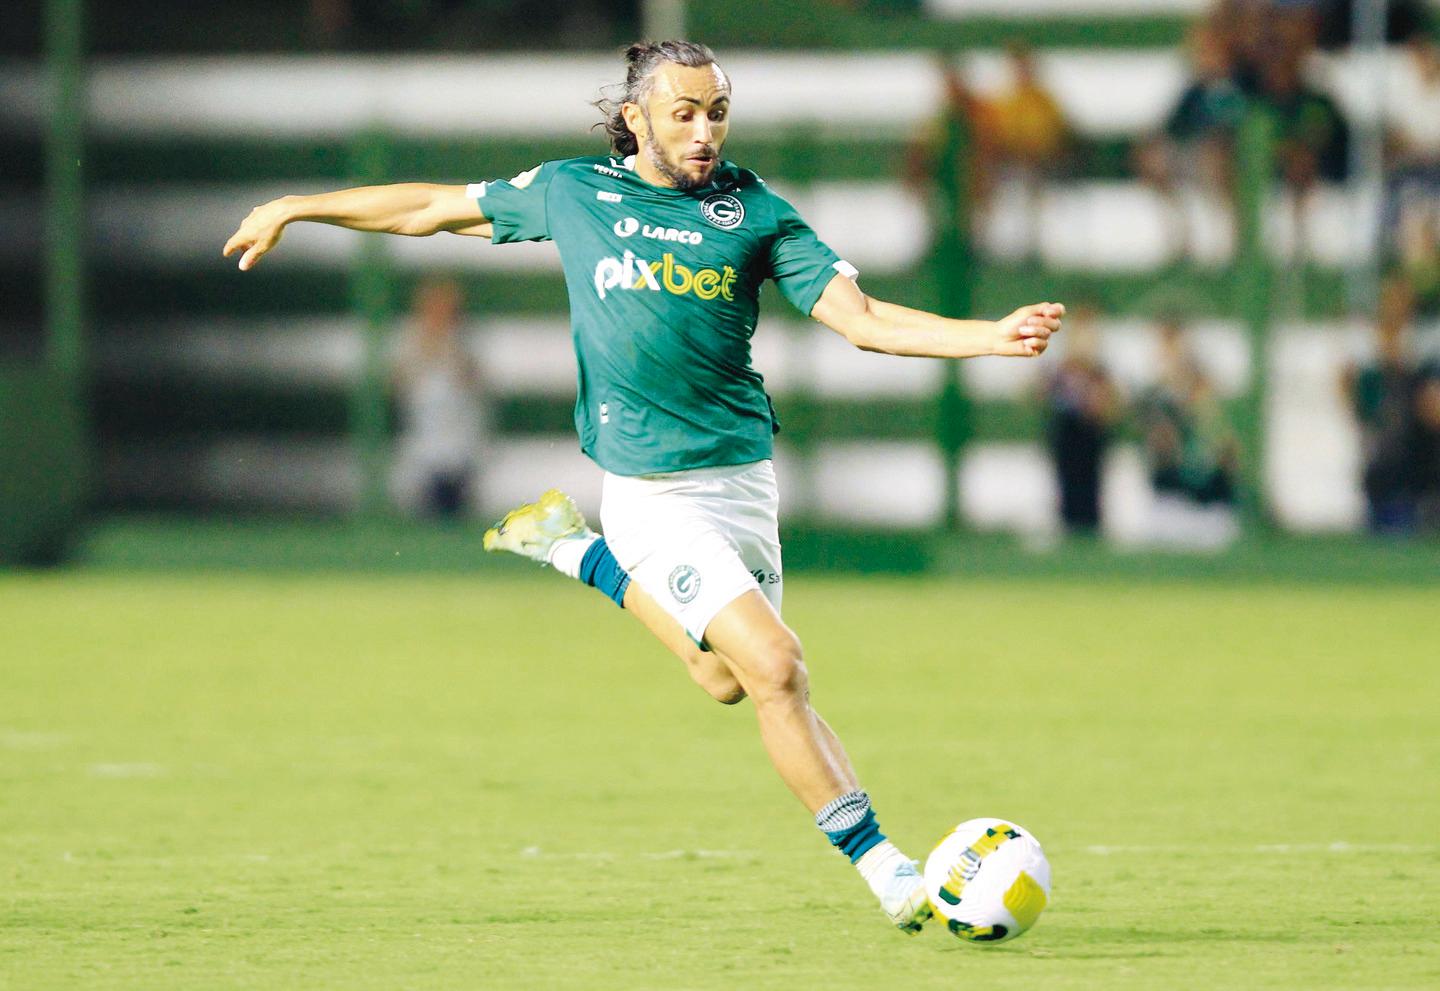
[681,643,747,705]
[708,679,748,705]
[691,650,748,704]
[745,632,807,703]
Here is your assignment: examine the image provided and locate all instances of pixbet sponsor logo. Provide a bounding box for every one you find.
[612,216,704,245]
[593,251,738,302]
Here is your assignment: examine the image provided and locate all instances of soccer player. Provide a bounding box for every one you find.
[223,40,1063,933]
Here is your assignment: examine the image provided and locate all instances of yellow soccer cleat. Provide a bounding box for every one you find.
[483,488,594,564]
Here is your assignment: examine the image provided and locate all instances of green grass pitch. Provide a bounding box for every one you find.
[2,571,1437,990]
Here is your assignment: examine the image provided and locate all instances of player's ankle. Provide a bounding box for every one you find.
[816,789,887,864]
[547,532,599,577]
[855,841,913,897]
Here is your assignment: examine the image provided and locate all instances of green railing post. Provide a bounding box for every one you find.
[933,107,974,533]
[0,0,94,562]
[45,0,86,393]
[347,128,394,520]
[1233,107,1275,527]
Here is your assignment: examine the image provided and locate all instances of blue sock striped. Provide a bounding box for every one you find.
[816,790,888,864]
[577,537,630,609]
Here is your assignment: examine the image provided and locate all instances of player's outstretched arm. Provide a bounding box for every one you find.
[809,272,1063,359]
[222,184,492,271]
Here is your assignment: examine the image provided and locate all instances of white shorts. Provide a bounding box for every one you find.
[601,459,783,647]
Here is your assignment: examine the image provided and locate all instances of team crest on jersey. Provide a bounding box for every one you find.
[669,565,701,604]
[700,193,744,229]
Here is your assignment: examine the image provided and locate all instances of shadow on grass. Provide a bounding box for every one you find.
[971,925,1306,958]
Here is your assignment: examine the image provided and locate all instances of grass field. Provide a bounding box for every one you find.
[2,571,1437,990]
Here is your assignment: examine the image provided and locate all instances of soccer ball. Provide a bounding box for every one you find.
[923,817,1051,945]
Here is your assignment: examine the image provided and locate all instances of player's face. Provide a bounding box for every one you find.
[633,62,731,191]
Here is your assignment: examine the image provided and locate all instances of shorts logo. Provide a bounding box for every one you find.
[669,565,701,604]
[700,193,744,229]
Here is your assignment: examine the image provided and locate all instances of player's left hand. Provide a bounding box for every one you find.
[993,302,1064,357]
[223,199,291,272]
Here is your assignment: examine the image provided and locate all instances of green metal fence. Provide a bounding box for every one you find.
[6,21,1321,561]
[0,0,87,564]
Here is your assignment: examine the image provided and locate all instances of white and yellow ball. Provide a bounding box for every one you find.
[923,817,1051,945]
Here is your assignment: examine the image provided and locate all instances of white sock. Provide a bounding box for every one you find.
[855,841,912,898]
[546,533,599,578]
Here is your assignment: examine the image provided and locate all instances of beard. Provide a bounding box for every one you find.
[645,142,715,192]
[644,134,719,192]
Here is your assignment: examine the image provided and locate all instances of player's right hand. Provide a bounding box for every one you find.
[993,302,1064,357]
[223,199,290,271]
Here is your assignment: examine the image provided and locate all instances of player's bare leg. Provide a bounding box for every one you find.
[483,489,746,703]
[701,590,929,932]
[623,581,860,795]
[621,582,747,704]
[699,591,856,810]
[485,490,928,931]
[593,582,925,932]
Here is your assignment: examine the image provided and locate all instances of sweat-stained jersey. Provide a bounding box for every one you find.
[468,155,854,477]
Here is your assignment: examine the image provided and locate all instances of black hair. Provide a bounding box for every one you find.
[594,40,720,156]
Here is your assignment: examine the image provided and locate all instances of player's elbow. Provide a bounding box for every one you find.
[393,212,443,237]
[813,279,891,352]
[837,297,893,354]
[844,313,893,354]
[396,192,464,237]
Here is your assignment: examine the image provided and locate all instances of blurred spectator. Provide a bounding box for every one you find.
[907,43,1070,261]
[1258,47,1350,192]
[1342,275,1432,533]
[1139,322,1242,549]
[389,276,486,520]
[1134,23,1247,259]
[1142,2,1350,260]
[1044,307,1122,536]
[1160,24,1247,169]
[1221,0,1286,96]
[904,55,996,237]
[1412,365,1440,530]
[980,41,1073,261]
[1386,33,1440,302]
[985,40,1070,177]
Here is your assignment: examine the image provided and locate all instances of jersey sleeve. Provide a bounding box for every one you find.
[762,187,857,316]
[466,160,563,244]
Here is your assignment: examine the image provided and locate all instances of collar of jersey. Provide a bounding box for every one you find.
[613,154,738,197]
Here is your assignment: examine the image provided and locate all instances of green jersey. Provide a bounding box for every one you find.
[471,155,850,476]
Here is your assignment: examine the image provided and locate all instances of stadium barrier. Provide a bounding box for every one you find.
[0,0,86,565]
[9,45,1426,545]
